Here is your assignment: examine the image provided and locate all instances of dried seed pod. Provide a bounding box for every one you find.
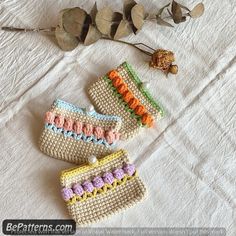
[169,65,178,74]
[149,49,178,74]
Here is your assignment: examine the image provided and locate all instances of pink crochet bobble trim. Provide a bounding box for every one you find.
[45,111,120,144]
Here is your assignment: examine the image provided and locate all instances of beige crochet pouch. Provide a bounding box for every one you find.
[39,99,122,164]
[60,149,146,226]
[88,61,164,139]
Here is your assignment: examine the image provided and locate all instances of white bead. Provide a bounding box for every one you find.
[142,82,149,89]
[86,104,94,112]
[88,155,97,164]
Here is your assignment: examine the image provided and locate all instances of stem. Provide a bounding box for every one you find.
[101,37,153,56]
[133,43,155,52]
[1,26,55,32]
[1,26,155,56]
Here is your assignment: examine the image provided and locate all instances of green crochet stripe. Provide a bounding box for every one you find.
[122,61,165,117]
[103,76,145,127]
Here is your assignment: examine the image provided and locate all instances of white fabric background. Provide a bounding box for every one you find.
[0,0,235,234]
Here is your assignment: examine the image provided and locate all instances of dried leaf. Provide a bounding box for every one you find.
[113,19,132,39]
[96,8,123,37]
[180,16,186,23]
[157,3,170,16]
[62,7,87,37]
[156,16,173,27]
[131,4,145,30]
[90,2,98,24]
[58,8,71,26]
[123,0,137,20]
[109,12,123,37]
[167,8,173,17]
[124,1,145,34]
[80,15,92,41]
[55,25,79,51]
[171,1,183,23]
[95,7,120,36]
[178,3,190,12]
[112,12,123,23]
[106,12,125,38]
[95,7,112,35]
[83,25,101,45]
[189,3,204,18]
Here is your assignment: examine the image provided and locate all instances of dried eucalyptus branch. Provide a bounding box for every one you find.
[0,0,204,74]
[1,26,55,32]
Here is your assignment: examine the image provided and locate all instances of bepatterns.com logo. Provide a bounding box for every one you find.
[2,219,75,235]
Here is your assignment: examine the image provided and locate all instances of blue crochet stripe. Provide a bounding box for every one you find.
[45,123,116,148]
[53,99,121,122]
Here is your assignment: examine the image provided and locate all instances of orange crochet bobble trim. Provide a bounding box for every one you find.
[108,70,119,80]
[122,91,134,103]
[142,113,154,127]
[112,77,123,87]
[117,84,128,94]
[135,105,147,116]
[128,98,140,110]
[107,69,155,127]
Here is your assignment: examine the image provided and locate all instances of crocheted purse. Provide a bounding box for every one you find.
[39,99,122,164]
[88,61,164,139]
[60,149,146,226]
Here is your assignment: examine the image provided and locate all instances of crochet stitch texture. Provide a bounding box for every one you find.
[60,150,146,226]
[39,99,122,164]
[88,61,164,139]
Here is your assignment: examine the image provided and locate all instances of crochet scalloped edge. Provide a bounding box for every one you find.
[103,76,145,127]
[45,124,116,148]
[122,61,165,117]
[53,99,122,122]
[60,149,127,183]
[66,172,137,205]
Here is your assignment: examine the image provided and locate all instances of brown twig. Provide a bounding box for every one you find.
[1,26,55,32]
[1,26,155,56]
[101,37,153,56]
